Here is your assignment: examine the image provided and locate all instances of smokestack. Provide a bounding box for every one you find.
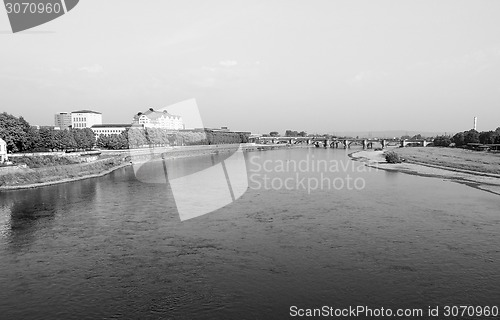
[474,117,477,130]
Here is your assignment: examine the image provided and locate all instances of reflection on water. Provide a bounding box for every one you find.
[0,180,97,251]
[0,148,499,319]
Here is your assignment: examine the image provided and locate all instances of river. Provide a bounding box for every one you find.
[0,147,499,319]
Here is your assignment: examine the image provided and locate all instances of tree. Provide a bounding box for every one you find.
[96,133,128,150]
[452,132,465,147]
[479,131,496,144]
[158,129,170,146]
[269,131,279,137]
[55,129,76,150]
[96,135,110,149]
[127,128,148,148]
[433,135,452,147]
[145,127,163,146]
[24,126,40,151]
[464,129,480,144]
[71,129,89,150]
[239,132,250,143]
[28,128,42,151]
[18,116,33,151]
[0,112,31,152]
[83,128,96,149]
[285,130,298,137]
[493,127,500,143]
[298,131,307,137]
[205,130,214,145]
[38,128,57,151]
[116,132,129,149]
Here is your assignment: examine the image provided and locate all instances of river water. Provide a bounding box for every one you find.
[0,147,499,319]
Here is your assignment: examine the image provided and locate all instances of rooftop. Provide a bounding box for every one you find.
[72,110,102,114]
[135,108,181,120]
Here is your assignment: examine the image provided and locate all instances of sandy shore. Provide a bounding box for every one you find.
[350,149,500,196]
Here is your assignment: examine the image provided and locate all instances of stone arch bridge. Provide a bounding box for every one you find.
[252,137,433,149]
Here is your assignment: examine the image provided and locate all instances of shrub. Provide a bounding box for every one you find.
[385,151,402,163]
[11,155,77,168]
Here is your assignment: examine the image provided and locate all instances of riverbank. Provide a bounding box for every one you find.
[0,143,290,191]
[107,143,291,163]
[0,156,130,191]
[350,147,500,195]
[394,147,500,175]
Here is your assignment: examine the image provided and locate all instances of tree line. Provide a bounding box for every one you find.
[0,112,95,152]
[263,130,308,137]
[0,112,250,152]
[97,128,250,150]
[433,127,500,147]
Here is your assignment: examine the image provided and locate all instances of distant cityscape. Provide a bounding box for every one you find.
[50,108,186,139]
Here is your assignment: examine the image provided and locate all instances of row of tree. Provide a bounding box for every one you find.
[31,127,95,151]
[0,112,95,152]
[401,134,424,141]
[0,112,32,152]
[96,128,250,150]
[433,127,500,147]
[1,112,251,152]
[263,130,308,137]
[96,132,129,150]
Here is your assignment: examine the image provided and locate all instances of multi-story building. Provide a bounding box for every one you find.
[132,108,183,130]
[54,112,72,129]
[71,110,103,128]
[91,124,135,138]
[54,110,103,129]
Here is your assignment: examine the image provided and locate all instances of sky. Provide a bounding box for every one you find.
[1,0,500,134]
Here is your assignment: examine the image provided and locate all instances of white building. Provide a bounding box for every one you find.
[91,124,134,138]
[71,110,103,128]
[54,112,72,129]
[133,108,183,130]
[0,138,8,163]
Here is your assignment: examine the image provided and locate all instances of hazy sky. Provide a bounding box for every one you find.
[1,0,500,134]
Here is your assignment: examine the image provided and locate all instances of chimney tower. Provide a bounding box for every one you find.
[473,117,477,130]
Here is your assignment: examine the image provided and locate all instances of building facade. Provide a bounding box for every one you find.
[72,110,103,128]
[91,124,134,139]
[0,138,8,163]
[133,108,183,130]
[54,110,103,129]
[54,112,72,129]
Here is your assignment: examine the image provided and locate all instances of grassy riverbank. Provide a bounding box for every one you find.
[350,147,500,195]
[0,156,128,190]
[393,147,500,175]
